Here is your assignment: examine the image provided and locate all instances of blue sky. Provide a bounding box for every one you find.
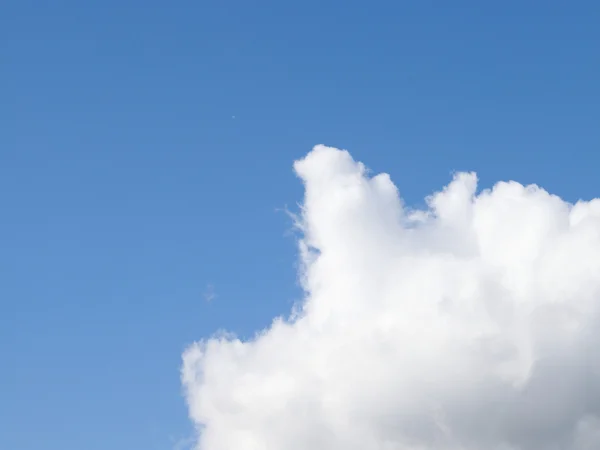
[2,2,599,449]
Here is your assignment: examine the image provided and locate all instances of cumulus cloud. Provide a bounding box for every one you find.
[181,145,600,450]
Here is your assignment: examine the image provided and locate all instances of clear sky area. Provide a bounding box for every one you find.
[3,2,600,450]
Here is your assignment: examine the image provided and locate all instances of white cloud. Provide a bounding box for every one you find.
[181,145,600,450]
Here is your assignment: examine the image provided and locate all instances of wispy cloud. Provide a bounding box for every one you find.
[202,284,216,303]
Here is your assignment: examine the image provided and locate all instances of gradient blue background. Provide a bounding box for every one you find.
[2,2,599,449]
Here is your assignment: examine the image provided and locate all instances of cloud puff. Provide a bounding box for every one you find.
[182,145,600,450]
